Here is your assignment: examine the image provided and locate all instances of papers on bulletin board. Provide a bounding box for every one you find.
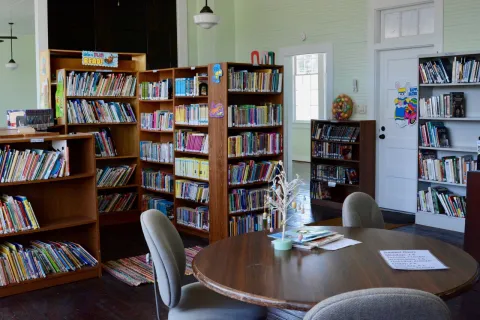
[380,250,449,270]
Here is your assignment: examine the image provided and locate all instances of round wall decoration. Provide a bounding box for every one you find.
[332,94,354,120]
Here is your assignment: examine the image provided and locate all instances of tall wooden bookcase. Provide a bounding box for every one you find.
[310,120,376,209]
[0,134,100,297]
[208,62,284,242]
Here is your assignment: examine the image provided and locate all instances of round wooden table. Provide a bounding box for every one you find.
[193,226,479,311]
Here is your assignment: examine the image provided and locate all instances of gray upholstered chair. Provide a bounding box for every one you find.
[140,209,267,320]
[342,192,385,229]
[304,288,451,320]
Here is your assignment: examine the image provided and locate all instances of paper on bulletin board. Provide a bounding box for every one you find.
[394,82,417,128]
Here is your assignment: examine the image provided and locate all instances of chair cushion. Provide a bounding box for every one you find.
[169,283,267,320]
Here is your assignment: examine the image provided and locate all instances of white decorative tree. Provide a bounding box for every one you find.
[265,161,303,249]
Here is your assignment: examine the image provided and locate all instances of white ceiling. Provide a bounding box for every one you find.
[0,0,35,36]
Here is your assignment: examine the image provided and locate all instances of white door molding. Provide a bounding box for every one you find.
[176,0,188,67]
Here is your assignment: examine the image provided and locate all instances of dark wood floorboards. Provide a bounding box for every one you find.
[0,162,478,319]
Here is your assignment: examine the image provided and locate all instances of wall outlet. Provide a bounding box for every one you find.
[357,104,367,114]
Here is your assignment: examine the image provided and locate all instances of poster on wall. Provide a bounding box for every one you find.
[394,82,418,128]
[82,51,118,68]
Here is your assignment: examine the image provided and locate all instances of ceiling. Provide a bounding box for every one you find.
[0,0,35,36]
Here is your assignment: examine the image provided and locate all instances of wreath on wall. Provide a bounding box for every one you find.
[332,94,354,120]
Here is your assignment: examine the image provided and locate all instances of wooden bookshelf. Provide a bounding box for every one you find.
[310,120,376,210]
[0,134,100,297]
[208,62,284,242]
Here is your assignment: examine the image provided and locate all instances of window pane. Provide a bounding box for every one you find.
[384,12,400,38]
[310,89,319,106]
[310,105,319,120]
[419,7,434,35]
[296,105,310,121]
[311,74,318,90]
[301,75,311,89]
[295,75,303,88]
[296,56,306,75]
[401,10,418,37]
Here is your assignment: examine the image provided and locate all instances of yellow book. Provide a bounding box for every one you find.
[7,151,19,183]
[0,245,19,283]
[5,243,27,281]
[23,200,39,229]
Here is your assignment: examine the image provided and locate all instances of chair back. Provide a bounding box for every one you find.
[342,192,385,229]
[141,209,186,308]
[304,288,451,320]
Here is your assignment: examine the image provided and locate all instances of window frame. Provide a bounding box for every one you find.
[293,54,323,124]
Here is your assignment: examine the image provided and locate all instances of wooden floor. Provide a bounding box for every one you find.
[0,162,478,320]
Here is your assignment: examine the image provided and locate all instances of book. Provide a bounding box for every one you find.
[312,164,358,185]
[311,181,331,200]
[175,74,208,97]
[92,128,117,158]
[0,195,39,234]
[66,71,137,97]
[227,104,282,127]
[0,240,97,287]
[419,121,450,148]
[139,80,172,100]
[451,92,465,118]
[175,104,209,125]
[176,206,209,231]
[142,169,174,193]
[293,234,344,250]
[174,130,209,154]
[227,132,282,158]
[228,68,283,92]
[419,151,476,184]
[311,124,360,143]
[418,187,466,217]
[228,160,279,185]
[67,99,137,124]
[175,180,209,203]
[228,188,267,214]
[96,164,136,187]
[419,58,451,84]
[268,226,334,243]
[175,158,209,181]
[228,211,280,237]
[97,192,137,213]
[142,194,174,219]
[312,142,353,160]
[419,95,452,118]
[140,141,173,163]
[140,111,173,131]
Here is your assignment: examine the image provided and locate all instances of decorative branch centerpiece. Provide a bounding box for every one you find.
[265,161,303,250]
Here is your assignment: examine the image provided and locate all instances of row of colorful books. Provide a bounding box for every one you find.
[66,71,136,97]
[174,104,209,125]
[228,211,279,237]
[419,93,465,118]
[0,145,70,183]
[141,169,174,193]
[228,188,266,214]
[0,195,39,234]
[419,59,451,84]
[451,57,480,83]
[311,124,360,142]
[228,160,279,185]
[175,180,209,204]
[142,194,174,219]
[418,187,466,217]
[98,192,137,213]
[174,75,208,97]
[175,158,209,181]
[419,151,476,185]
[270,227,345,250]
[96,164,136,187]
[174,130,208,154]
[311,164,358,185]
[227,132,283,158]
[139,80,172,100]
[312,142,354,160]
[176,206,209,231]
[140,141,174,164]
[66,100,136,124]
[93,128,117,158]
[310,181,332,200]
[227,68,283,93]
[419,121,450,148]
[227,104,282,127]
[140,111,173,131]
[0,241,98,286]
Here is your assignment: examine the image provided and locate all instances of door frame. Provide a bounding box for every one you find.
[368,0,443,207]
[278,43,334,180]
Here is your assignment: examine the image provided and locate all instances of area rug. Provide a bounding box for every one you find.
[102,246,203,286]
[308,217,409,230]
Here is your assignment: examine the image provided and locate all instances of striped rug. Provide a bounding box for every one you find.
[103,246,203,286]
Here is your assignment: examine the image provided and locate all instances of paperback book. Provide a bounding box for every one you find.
[227,104,282,127]
[175,180,209,204]
[67,99,136,124]
[175,158,209,181]
[141,169,174,193]
[140,111,173,131]
[174,130,209,154]
[98,192,137,213]
[142,194,174,219]
[66,71,136,97]
[140,141,173,163]
[176,206,209,231]
[227,132,282,158]
[96,164,136,187]
[175,104,209,125]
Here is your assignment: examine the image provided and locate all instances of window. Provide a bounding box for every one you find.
[381,3,434,41]
[294,54,319,122]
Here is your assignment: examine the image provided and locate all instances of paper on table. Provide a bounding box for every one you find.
[380,250,449,270]
[319,238,361,251]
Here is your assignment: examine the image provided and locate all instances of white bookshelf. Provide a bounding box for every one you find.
[416,52,480,233]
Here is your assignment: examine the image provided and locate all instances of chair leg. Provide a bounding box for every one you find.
[153,263,161,320]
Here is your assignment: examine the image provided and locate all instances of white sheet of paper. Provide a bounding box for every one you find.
[380,250,449,270]
[319,238,361,250]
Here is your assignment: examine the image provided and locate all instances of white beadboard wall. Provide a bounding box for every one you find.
[444,0,480,52]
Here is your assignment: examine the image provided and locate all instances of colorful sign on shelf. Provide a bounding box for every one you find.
[212,63,223,84]
[82,51,119,68]
[210,102,224,118]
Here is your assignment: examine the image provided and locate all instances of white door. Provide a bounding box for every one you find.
[377,47,434,213]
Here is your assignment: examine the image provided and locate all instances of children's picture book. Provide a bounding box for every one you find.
[293,234,344,250]
[268,226,335,244]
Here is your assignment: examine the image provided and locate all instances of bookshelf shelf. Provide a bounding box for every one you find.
[176,224,209,239]
[174,124,209,128]
[416,210,465,232]
[228,181,270,189]
[174,150,208,157]
[419,117,480,121]
[99,209,141,226]
[140,129,174,133]
[229,208,264,216]
[417,211,465,219]
[310,120,376,210]
[419,83,480,87]
[67,122,137,126]
[0,172,94,188]
[174,175,208,183]
[175,197,209,206]
[140,159,174,166]
[139,99,173,102]
[228,153,283,160]
[96,155,138,161]
[97,184,139,190]
[418,179,466,187]
[141,187,174,196]
[419,146,477,152]
[66,96,136,99]
[0,217,96,239]
[174,96,208,99]
[227,125,283,130]
[228,91,282,95]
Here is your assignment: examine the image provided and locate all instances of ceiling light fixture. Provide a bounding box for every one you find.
[194,0,220,29]
[5,23,18,70]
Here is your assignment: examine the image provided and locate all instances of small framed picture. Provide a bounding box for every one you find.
[199,83,208,96]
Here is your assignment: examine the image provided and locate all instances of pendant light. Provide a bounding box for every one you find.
[5,23,18,71]
[194,0,220,29]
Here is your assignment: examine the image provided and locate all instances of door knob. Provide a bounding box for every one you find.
[379,134,386,139]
